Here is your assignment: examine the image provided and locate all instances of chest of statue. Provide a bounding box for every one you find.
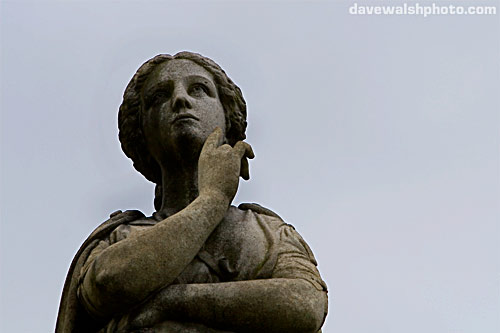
[129,207,279,286]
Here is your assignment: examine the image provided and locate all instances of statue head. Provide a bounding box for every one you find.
[118,51,247,186]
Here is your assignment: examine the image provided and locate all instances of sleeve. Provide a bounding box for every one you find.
[76,224,133,319]
[271,224,328,292]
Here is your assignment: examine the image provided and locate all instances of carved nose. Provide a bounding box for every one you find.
[172,88,192,112]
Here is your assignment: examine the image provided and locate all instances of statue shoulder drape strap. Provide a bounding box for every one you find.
[238,202,283,220]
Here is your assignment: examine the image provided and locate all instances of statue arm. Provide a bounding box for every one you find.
[118,278,327,333]
[79,129,254,318]
[116,224,328,332]
[80,192,229,317]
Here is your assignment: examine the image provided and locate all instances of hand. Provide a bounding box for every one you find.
[112,285,182,331]
[198,127,254,203]
[112,295,166,331]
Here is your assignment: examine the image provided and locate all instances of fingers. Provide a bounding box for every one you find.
[233,141,255,160]
[201,127,224,153]
[233,141,253,181]
[240,157,250,180]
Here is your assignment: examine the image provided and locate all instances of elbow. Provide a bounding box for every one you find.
[81,260,133,317]
[92,264,116,301]
[305,288,328,333]
[285,279,328,333]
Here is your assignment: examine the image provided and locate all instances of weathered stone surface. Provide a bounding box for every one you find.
[56,52,328,332]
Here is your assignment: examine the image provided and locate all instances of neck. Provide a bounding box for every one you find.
[157,157,199,217]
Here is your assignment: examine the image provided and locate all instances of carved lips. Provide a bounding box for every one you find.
[173,113,199,123]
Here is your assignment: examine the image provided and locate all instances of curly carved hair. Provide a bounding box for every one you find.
[118,52,247,187]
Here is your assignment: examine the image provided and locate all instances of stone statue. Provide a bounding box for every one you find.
[56,52,328,332]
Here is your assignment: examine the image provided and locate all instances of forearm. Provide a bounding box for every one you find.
[82,192,230,316]
[129,279,327,333]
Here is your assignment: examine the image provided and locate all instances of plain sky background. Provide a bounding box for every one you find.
[1,1,499,332]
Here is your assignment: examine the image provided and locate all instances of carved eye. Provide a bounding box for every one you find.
[150,91,169,105]
[189,84,208,97]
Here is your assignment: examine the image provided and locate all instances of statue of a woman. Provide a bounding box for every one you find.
[56,52,328,332]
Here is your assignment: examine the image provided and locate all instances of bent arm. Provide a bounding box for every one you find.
[80,129,253,318]
[81,192,229,317]
[121,278,327,333]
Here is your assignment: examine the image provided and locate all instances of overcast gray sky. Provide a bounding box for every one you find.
[1,1,499,332]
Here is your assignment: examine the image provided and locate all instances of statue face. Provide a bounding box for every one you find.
[141,59,226,162]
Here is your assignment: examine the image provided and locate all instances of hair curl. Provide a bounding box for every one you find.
[118,51,247,187]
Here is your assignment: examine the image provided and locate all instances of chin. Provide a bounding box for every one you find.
[167,126,206,159]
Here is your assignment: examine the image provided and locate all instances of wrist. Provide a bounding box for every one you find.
[198,189,231,209]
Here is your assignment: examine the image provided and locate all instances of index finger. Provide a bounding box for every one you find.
[201,127,224,152]
[233,141,255,160]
